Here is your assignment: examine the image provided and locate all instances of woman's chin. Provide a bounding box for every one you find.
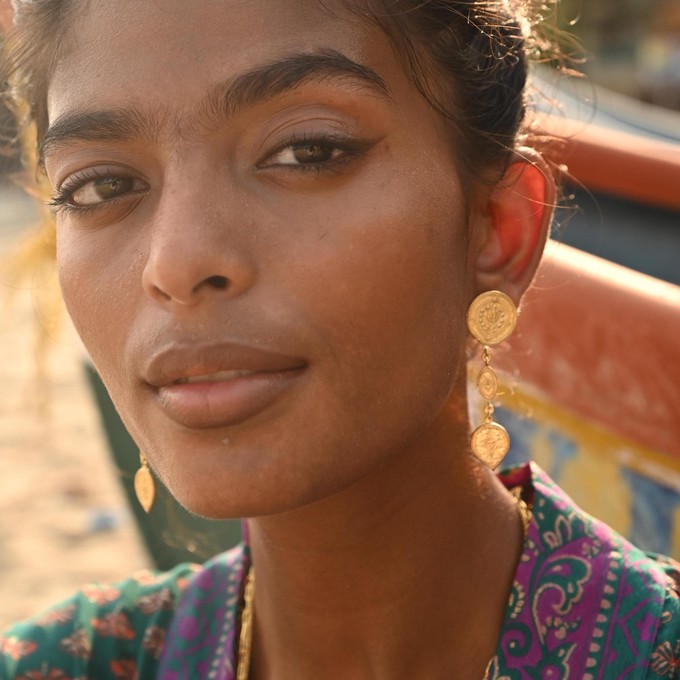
[162,457,362,522]
[155,458,309,520]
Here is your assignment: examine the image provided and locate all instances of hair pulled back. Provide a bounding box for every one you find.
[2,0,557,182]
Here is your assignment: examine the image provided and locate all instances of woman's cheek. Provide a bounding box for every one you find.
[289,179,468,404]
[57,226,133,370]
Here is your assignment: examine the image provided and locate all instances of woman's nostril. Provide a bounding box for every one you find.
[206,275,229,290]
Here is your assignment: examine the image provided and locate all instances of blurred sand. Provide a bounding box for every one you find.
[0,185,149,630]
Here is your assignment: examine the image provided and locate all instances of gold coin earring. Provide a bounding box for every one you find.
[466,290,518,470]
[134,452,156,513]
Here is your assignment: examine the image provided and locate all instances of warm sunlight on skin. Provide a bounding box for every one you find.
[4,3,678,679]
[33,0,680,677]
[45,0,480,519]
[37,2,553,677]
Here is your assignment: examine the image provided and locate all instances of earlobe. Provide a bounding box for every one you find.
[473,148,556,303]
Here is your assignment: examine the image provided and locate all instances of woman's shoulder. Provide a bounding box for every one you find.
[0,545,248,680]
[498,462,680,678]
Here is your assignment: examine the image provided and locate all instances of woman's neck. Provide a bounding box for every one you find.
[246,414,525,680]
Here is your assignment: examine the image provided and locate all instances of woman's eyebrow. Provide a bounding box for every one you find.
[201,49,390,121]
[40,108,161,164]
[40,50,390,163]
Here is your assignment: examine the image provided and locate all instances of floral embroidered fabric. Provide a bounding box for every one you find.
[1,463,678,679]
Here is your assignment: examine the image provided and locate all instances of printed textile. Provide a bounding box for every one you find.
[1,463,679,679]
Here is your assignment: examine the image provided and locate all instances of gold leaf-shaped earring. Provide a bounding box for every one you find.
[134,452,156,513]
[467,291,517,469]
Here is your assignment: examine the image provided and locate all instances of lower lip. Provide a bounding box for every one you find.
[155,368,305,429]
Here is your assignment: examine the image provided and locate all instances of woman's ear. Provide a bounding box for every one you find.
[471,148,556,304]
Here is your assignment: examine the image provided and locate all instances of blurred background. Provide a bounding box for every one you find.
[1,144,149,627]
[563,0,680,111]
[1,0,680,630]
[545,0,680,286]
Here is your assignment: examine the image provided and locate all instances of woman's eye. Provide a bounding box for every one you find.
[69,176,147,206]
[265,141,348,168]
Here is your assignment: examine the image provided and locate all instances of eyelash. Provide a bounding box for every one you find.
[48,133,370,215]
[258,132,370,172]
[49,167,128,215]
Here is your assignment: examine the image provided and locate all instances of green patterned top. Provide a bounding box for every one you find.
[1,463,679,679]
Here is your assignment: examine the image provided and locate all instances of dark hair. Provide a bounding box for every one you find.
[344,0,541,181]
[2,0,557,183]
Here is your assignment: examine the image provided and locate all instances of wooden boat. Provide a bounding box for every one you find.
[491,112,680,557]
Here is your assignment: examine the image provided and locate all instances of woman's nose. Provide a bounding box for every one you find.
[141,189,257,307]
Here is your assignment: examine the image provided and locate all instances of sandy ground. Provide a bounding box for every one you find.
[0,184,149,631]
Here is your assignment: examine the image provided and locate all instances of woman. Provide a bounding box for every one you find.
[1,1,678,678]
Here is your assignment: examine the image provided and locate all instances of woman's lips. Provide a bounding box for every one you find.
[156,367,305,429]
[142,342,307,429]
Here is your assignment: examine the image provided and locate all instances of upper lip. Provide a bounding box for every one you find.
[143,342,307,388]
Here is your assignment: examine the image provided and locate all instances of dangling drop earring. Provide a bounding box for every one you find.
[134,452,156,513]
[467,290,517,470]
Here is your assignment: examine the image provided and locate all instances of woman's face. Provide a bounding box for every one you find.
[45,0,478,517]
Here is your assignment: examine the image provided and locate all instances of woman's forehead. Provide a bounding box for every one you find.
[46,0,391,122]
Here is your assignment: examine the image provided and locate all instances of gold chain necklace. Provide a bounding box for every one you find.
[236,568,256,680]
[235,491,532,680]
